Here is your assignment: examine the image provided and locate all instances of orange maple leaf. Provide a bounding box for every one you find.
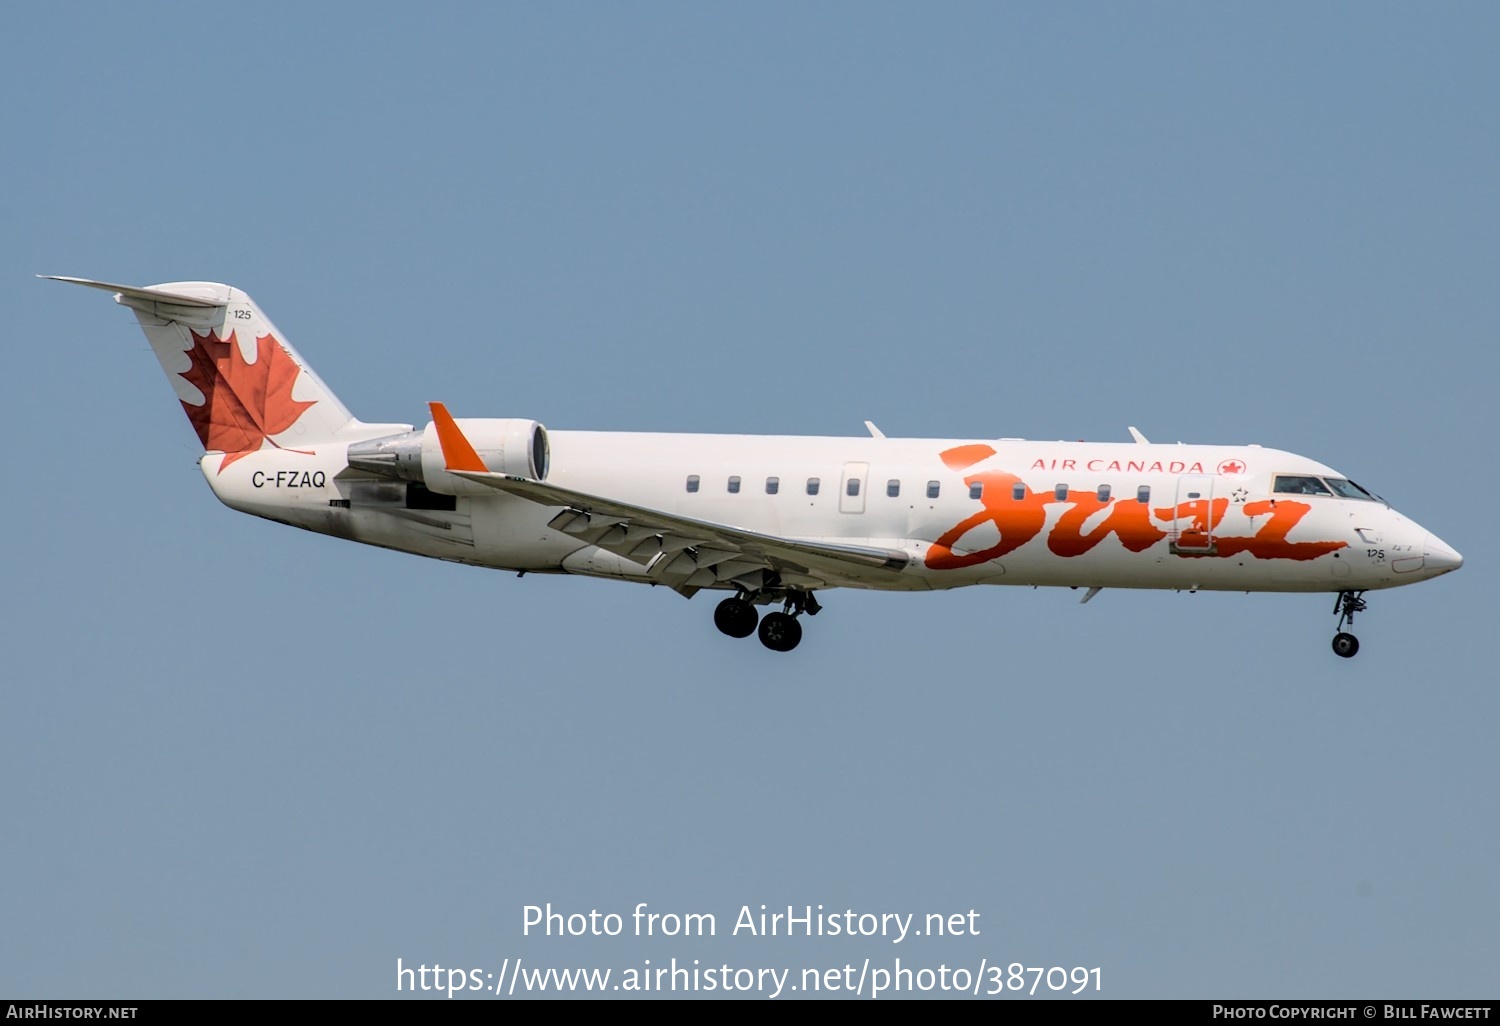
[179,330,316,470]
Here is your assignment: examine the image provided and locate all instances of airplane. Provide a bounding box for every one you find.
[44,276,1463,657]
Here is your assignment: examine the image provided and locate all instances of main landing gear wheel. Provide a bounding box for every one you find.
[1330,590,1368,659]
[713,597,759,638]
[758,611,803,652]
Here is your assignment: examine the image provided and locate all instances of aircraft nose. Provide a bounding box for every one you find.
[1424,533,1463,575]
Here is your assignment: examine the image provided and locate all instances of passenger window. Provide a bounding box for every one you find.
[727,475,741,494]
[1274,474,1333,497]
[1012,482,1026,501]
[846,478,861,497]
[686,475,700,493]
[765,476,779,495]
[968,482,983,500]
[1137,485,1150,504]
[1097,484,1111,502]
[807,477,820,496]
[1055,484,1068,501]
[887,479,900,498]
[926,481,940,499]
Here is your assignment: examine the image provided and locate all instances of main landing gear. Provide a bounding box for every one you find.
[714,590,821,652]
[1331,590,1368,658]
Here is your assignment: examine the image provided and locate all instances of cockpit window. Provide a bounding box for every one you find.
[1324,478,1377,501]
[1274,474,1333,497]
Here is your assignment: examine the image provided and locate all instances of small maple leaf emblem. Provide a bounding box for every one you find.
[178,330,316,470]
[1217,459,1246,475]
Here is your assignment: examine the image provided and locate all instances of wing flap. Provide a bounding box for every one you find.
[449,470,912,579]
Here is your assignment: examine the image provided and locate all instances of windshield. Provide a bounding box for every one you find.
[1324,478,1377,501]
[1274,475,1332,496]
[1274,474,1380,501]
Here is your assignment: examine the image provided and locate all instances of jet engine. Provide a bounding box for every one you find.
[346,417,549,495]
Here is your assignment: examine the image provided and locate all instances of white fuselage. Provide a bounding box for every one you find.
[200,430,1460,597]
[45,274,1462,656]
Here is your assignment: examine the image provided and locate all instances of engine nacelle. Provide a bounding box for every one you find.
[346,418,549,496]
[421,417,550,495]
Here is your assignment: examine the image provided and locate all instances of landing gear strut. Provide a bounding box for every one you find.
[1331,590,1367,658]
[714,590,819,652]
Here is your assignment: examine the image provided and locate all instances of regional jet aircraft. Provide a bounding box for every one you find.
[45,277,1462,655]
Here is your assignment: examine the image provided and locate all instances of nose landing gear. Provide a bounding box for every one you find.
[714,590,819,652]
[1331,590,1367,658]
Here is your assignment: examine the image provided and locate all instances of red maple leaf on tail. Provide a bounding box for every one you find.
[178,330,316,470]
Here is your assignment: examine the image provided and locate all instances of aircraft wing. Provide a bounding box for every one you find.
[452,468,911,591]
[428,404,910,594]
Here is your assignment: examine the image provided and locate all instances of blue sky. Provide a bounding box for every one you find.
[2,3,1495,999]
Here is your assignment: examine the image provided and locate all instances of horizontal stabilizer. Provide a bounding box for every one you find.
[39,275,224,308]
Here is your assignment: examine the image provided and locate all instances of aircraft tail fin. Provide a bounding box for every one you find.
[43,276,401,455]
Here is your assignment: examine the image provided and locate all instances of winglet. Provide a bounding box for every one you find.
[428,402,488,472]
[864,420,886,439]
[1127,426,1150,445]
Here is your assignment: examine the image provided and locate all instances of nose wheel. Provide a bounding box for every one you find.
[1331,590,1367,659]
